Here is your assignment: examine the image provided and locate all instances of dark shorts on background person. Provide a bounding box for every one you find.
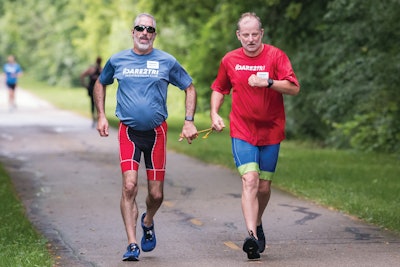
[6,83,16,90]
[231,138,280,181]
[118,121,167,181]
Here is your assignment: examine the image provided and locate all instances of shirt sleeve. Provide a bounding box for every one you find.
[211,58,232,95]
[275,52,299,87]
[98,59,115,85]
[168,61,193,90]
[17,64,22,73]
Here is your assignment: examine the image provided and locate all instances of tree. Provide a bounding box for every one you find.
[315,0,400,153]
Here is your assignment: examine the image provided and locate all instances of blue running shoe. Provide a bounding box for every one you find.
[141,213,156,252]
[257,223,266,253]
[122,243,140,261]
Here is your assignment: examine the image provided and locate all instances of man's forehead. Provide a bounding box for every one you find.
[137,16,154,26]
[240,17,258,28]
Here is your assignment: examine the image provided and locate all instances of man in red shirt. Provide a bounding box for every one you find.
[210,12,300,260]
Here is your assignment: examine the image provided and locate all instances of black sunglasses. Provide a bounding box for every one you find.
[134,25,156,33]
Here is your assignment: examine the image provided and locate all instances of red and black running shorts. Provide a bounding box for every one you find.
[118,121,167,181]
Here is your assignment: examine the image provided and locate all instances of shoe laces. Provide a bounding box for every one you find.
[145,229,154,240]
[129,243,138,251]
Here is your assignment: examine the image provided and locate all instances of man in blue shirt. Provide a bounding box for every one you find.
[93,13,198,261]
[3,55,23,111]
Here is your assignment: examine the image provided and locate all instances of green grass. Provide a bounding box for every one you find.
[0,165,53,267]
[275,142,400,230]
[17,74,400,236]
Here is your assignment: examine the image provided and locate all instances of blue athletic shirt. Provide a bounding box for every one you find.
[99,48,193,131]
[3,63,22,85]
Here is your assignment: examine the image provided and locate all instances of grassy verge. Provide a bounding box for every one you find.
[275,142,399,230]
[0,164,53,267]
[18,75,400,235]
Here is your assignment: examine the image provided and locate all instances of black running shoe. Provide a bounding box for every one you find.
[242,231,260,260]
[257,223,266,253]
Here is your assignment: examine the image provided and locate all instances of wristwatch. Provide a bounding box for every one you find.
[267,78,274,88]
[185,116,194,121]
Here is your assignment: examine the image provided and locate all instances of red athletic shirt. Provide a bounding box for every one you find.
[211,44,299,146]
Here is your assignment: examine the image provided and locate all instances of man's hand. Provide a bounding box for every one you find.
[248,74,266,87]
[179,121,198,144]
[96,115,109,137]
[211,113,225,132]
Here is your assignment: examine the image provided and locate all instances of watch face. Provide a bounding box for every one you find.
[268,78,273,88]
[185,116,194,121]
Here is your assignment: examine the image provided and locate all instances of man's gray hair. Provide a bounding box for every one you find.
[133,13,156,28]
[237,12,262,30]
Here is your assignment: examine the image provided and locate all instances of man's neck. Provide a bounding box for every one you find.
[133,47,153,55]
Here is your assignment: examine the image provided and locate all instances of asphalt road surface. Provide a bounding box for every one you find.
[0,87,399,267]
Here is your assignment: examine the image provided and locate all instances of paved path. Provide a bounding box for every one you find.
[0,87,399,267]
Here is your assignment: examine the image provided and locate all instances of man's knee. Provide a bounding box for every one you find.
[148,181,164,202]
[124,180,138,192]
[149,190,163,203]
[258,180,271,194]
[242,171,259,189]
[122,171,138,195]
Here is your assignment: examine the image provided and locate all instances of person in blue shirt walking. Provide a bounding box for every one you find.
[2,55,23,111]
[93,13,198,261]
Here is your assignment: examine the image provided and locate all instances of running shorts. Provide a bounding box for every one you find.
[119,121,167,181]
[6,83,16,90]
[231,138,280,181]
